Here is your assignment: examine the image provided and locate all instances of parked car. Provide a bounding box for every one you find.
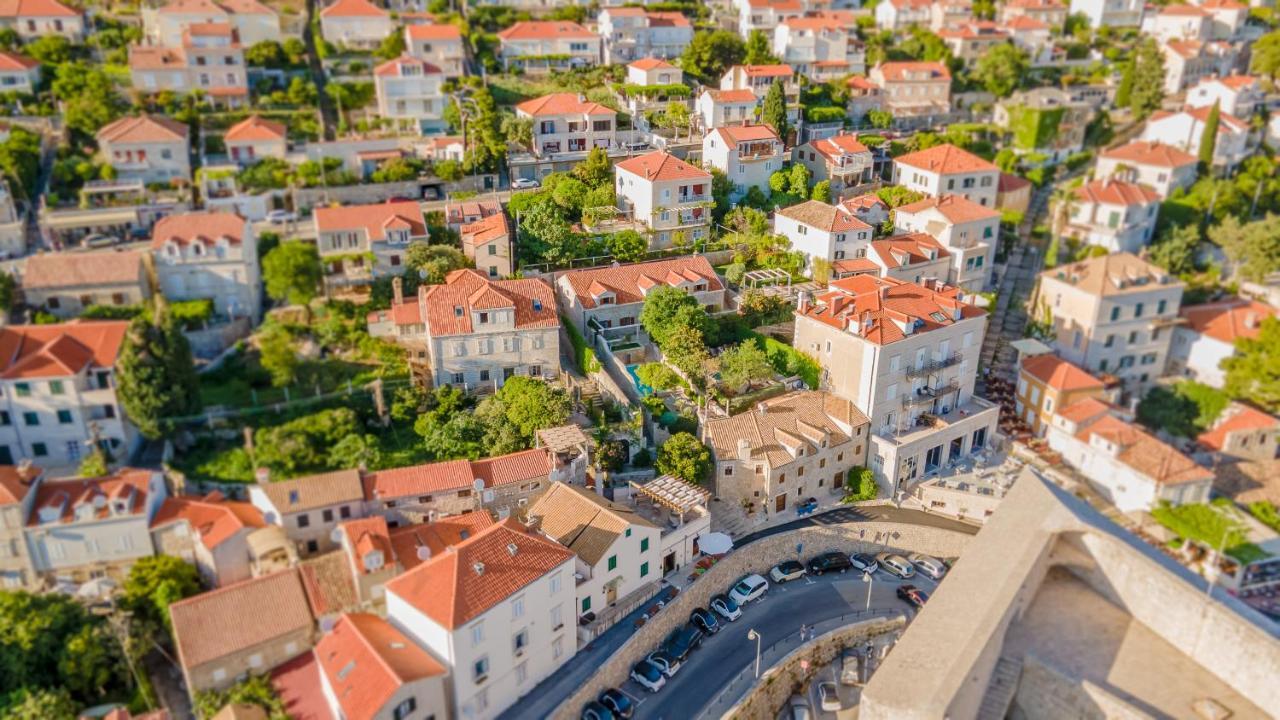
[908,552,947,580]
[840,650,863,685]
[770,560,807,583]
[807,551,853,575]
[662,624,704,662]
[646,650,680,678]
[265,209,297,224]
[729,574,769,605]
[788,694,813,720]
[598,689,634,719]
[849,552,879,574]
[710,593,741,622]
[818,681,842,711]
[511,177,541,189]
[795,497,818,515]
[630,659,666,692]
[876,552,916,579]
[896,584,929,608]
[81,233,116,249]
[690,607,720,635]
[581,700,616,720]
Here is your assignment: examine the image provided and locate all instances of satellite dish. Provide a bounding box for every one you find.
[416,546,432,562]
[419,268,429,279]
[319,617,337,633]
[472,478,485,493]
[363,551,384,572]
[329,527,344,544]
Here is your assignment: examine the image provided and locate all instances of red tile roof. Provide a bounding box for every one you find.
[405,23,461,40]
[389,511,494,570]
[615,151,710,183]
[0,51,37,71]
[1004,15,1049,30]
[151,492,266,550]
[418,268,557,337]
[314,201,426,241]
[629,57,678,71]
[151,211,246,249]
[1074,413,1214,486]
[1217,74,1257,89]
[225,115,287,143]
[895,143,997,175]
[897,194,999,224]
[783,15,845,30]
[0,0,80,18]
[515,92,613,118]
[320,0,386,18]
[809,134,871,163]
[1072,178,1159,206]
[0,464,41,506]
[0,320,128,380]
[560,256,723,310]
[868,233,950,268]
[1179,297,1277,344]
[130,44,184,69]
[498,20,594,40]
[1020,354,1104,393]
[160,0,273,14]
[776,200,870,233]
[364,447,553,501]
[22,249,145,289]
[338,516,392,575]
[299,552,359,617]
[461,211,509,247]
[705,88,758,104]
[28,469,154,527]
[998,172,1031,193]
[1056,396,1112,425]
[799,275,984,345]
[1198,403,1280,452]
[374,55,441,77]
[315,614,446,720]
[875,61,951,83]
[1159,3,1209,15]
[385,517,574,630]
[734,64,793,78]
[709,124,780,144]
[1101,140,1196,168]
[270,652,334,720]
[97,114,189,144]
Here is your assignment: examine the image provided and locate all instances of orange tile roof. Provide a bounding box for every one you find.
[629,57,678,71]
[0,0,80,18]
[710,124,780,144]
[937,22,1009,40]
[776,200,871,233]
[1159,3,1209,15]
[799,275,984,345]
[314,201,426,241]
[315,614,446,720]
[270,652,333,720]
[160,0,273,14]
[1179,297,1277,344]
[389,511,494,570]
[809,134,871,163]
[1074,413,1214,486]
[374,55,441,77]
[460,211,509,247]
[0,464,41,506]
[170,569,314,670]
[27,470,153,528]
[225,115,287,143]
[1198,403,1279,452]
[895,143,997,175]
[897,194,999,224]
[1020,354,1104,393]
[1215,74,1258,89]
[0,320,128,380]
[151,211,246,249]
[364,447,553,501]
[875,61,951,82]
[22,249,145,289]
[320,0,386,18]
[0,51,37,71]
[151,492,266,550]
[783,15,845,30]
[1056,396,1112,425]
[385,517,574,630]
[129,45,186,70]
[498,20,594,40]
[841,193,888,212]
[998,172,1031,193]
[299,551,359,617]
[405,23,461,40]
[706,88,758,104]
[1004,0,1064,7]
[868,233,950,267]
[1073,178,1159,206]
[1040,252,1176,297]
[338,516,392,575]
[561,256,722,309]
[419,268,557,337]
[255,469,365,514]
[615,150,710,183]
[515,93,613,118]
[97,114,189,144]
[1101,140,1196,168]
[833,257,881,275]
[1004,15,1049,30]
[735,64,793,78]
[445,199,500,225]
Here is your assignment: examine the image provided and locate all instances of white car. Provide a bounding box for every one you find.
[818,682,841,712]
[729,574,769,605]
[511,177,541,189]
[266,209,297,224]
[908,552,947,580]
[876,552,916,579]
[710,593,741,622]
[630,659,666,692]
[769,560,806,583]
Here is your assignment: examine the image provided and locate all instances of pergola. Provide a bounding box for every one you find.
[741,268,793,290]
[630,474,711,522]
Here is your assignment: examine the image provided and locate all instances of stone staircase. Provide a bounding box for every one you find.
[976,655,1024,720]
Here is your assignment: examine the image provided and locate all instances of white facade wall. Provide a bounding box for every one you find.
[322,15,393,48]
[574,523,661,618]
[893,164,999,208]
[1094,157,1196,198]
[153,225,261,320]
[1068,199,1158,254]
[0,370,136,468]
[1166,327,1232,388]
[101,139,190,184]
[1067,0,1143,27]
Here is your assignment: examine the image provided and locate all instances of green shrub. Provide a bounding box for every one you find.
[843,466,877,502]
[170,298,215,330]
[561,315,602,373]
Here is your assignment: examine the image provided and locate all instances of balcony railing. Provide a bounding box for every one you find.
[900,380,960,407]
[904,352,963,379]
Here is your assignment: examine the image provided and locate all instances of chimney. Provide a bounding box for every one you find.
[797,290,809,313]
[1245,311,1259,329]
[392,276,403,305]
[736,437,752,461]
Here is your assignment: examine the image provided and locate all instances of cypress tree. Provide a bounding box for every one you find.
[1198,100,1220,173]
[762,80,788,143]
[117,311,201,439]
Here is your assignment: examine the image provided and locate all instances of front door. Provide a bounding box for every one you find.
[663,551,676,576]
[776,494,786,512]
[606,582,618,605]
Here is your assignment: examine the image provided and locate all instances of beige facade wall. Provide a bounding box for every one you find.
[713,430,869,520]
[25,280,150,319]
[0,502,35,589]
[185,626,314,694]
[373,473,552,526]
[427,325,560,391]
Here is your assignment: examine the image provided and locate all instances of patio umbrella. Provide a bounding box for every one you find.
[699,532,734,555]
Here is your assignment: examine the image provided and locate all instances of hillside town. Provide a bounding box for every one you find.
[0,0,1278,718]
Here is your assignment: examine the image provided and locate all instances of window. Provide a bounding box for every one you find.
[473,656,489,682]
[516,661,528,684]
[1134,303,1144,318]
[550,572,562,594]
[1110,307,1121,322]
[607,555,617,571]
[393,698,417,720]
[551,603,564,630]
[339,505,351,519]
[14,382,29,397]
[723,465,734,476]
[297,513,310,528]
[32,442,46,457]
[553,636,564,660]
[513,628,529,653]
[56,410,72,424]
[322,509,334,523]
[641,561,650,577]
[1157,299,1167,314]
[471,622,484,646]
[640,537,649,552]
[582,596,591,613]
[22,412,37,426]
[512,596,525,619]
[48,380,65,395]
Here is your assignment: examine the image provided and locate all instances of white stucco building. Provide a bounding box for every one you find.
[614,151,712,248]
[150,211,261,320]
[598,7,692,64]
[1067,0,1143,27]
[516,93,617,160]
[373,55,447,134]
[701,124,783,202]
[1167,297,1277,389]
[1095,140,1198,199]
[1063,178,1160,255]
[96,114,191,185]
[773,199,874,273]
[893,194,1000,290]
[893,143,1000,208]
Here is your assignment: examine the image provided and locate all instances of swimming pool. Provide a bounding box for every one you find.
[626,364,653,396]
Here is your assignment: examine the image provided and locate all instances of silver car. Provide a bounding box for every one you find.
[876,552,916,579]
[908,552,947,580]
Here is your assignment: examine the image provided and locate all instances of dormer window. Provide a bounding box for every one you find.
[454,306,464,317]
[533,299,543,312]
[479,312,489,324]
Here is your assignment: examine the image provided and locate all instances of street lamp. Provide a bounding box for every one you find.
[863,571,874,611]
[747,628,761,679]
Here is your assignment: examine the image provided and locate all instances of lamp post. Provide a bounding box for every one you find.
[747,628,761,679]
[863,571,874,611]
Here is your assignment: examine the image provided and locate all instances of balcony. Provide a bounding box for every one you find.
[878,396,999,446]
[900,380,960,408]
[904,352,964,379]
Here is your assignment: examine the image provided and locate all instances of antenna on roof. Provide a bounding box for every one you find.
[473,561,485,575]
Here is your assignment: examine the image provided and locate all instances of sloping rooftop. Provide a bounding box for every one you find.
[560,256,722,310]
[313,201,426,241]
[1198,402,1280,452]
[615,150,710,182]
[22,250,144,289]
[897,193,1000,224]
[419,269,557,337]
[528,482,656,566]
[363,447,553,501]
[895,143,997,174]
[1020,354,1105,393]
[151,211,246,249]
[255,469,366,515]
[704,390,869,470]
[776,200,871,233]
[1039,251,1179,297]
[388,511,494,571]
[799,275,984,345]
[0,320,129,380]
[314,613,446,720]
[1179,297,1277,344]
[170,569,313,670]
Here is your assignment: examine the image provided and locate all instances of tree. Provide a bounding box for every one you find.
[1148,224,1200,276]
[656,432,711,484]
[972,43,1028,98]
[193,674,289,720]
[680,30,746,81]
[1224,317,1280,412]
[518,197,581,265]
[374,29,406,60]
[572,147,612,188]
[635,362,681,392]
[262,242,321,313]
[50,63,126,136]
[245,40,286,67]
[1198,100,1220,170]
[719,340,773,389]
[2,687,78,720]
[867,109,893,129]
[640,286,702,347]
[658,101,691,138]
[499,114,533,151]
[406,244,470,283]
[788,163,809,196]
[1250,29,1280,83]
[117,313,201,439]
[552,176,590,215]
[1210,214,1280,282]
[493,376,571,441]
[257,323,298,387]
[762,80,788,140]
[1128,39,1165,118]
[0,271,14,312]
[710,167,735,222]
[1114,58,1134,109]
[607,229,648,263]
[744,30,778,64]
[78,447,109,478]
[663,325,710,378]
[122,556,202,631]
[24,35,73,65]
[810,180,831,203]
[0,128,42,200]
[254,408,361,476]
[434,158,463,182]
[330,433,382,469]
[370,157,425,183]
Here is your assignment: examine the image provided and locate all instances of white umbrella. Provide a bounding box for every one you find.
[699,532,734,555]
[76,577,118,600]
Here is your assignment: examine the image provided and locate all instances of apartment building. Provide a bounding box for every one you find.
[1142,105,1253,168]
[462,211,514,279]
[404,23,466,78]
[313,201,428,287]
[1168,297,1277,388]
[720,64,801,127]
[773,200,873,273]
[1064,178,1160,254]
[1199,0,1248,40]
[793,275,998,493]
[893,194,1000,290]
[841,193,891,228]
[614,151,712,248]
[21,250,150,319]
[151,211,261,319]
[893,143,999,207]
[937,22,1010,64]
[0,321,136,468]
[373,55,447,134]
[249,469,368,556]
[446,198,502,232]
[314,613,449,720]
[150,492,266,587]
[875,0,931,29]
[792,134,875,198]
[1095,140,1198,198]
[1197,402,1280,463]
[0,464,41,589]
[1045,398,1212,511]
[1144,2,1211,40]
[1159,39,1238,96]
[497,21,601,72]
[223,115,287,165]
[145,0,279,47]
[695,88,759,131]
[385,518,578,720]
[556,256,725,348]
[993,87,1093,161]
[0,51,38,93]
[129,23,250,108]
[869,62,951,119]
[773,15,865,80]
[96,114,191,185]
[702,124,784,202]
[598,8,692,64]
[24,469,167,583]
[1015,353,1110,436]
[930,0,974,30]
[704,390,870,523]
[0,0,84,41]
[866,234,952,285]
[319,0,392,49]
[627,56,682,86]
[516,93,617,159]
[1004,14,1056,64]
[1067,0,1143,27]
[999,0,1068,28]
[1185,74,1263,117]
[1036,252,1184,397]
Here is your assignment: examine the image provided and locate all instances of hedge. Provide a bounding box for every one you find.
[561,315,602,373]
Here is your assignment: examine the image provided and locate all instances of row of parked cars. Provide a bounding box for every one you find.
[771,551,948,583]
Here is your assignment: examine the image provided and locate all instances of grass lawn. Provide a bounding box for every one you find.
[1151,499,1268,564]
[199,358,388,409]
[1136,381,1230,438]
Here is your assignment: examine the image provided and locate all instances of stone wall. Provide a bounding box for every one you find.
[548,522,973,720]
[1011,656,1156,720]
[293,180,423,212]
[722,617,906,720]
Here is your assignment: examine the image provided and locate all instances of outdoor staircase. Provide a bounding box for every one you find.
[578,379,603,412]
[976,656,1024,720]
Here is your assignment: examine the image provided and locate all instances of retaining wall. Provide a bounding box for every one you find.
[548,521,973,719]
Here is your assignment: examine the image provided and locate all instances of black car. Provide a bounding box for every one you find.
[599,689,635,719]
[581,700,616,720]
[663,623,705,662]
[896,584,929,608]
[808,551,853,575]
[690,607,721,635]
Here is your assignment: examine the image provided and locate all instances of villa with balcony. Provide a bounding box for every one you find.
[313,201,427,289]
[701,124,784,202]
[613,151,712,249]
